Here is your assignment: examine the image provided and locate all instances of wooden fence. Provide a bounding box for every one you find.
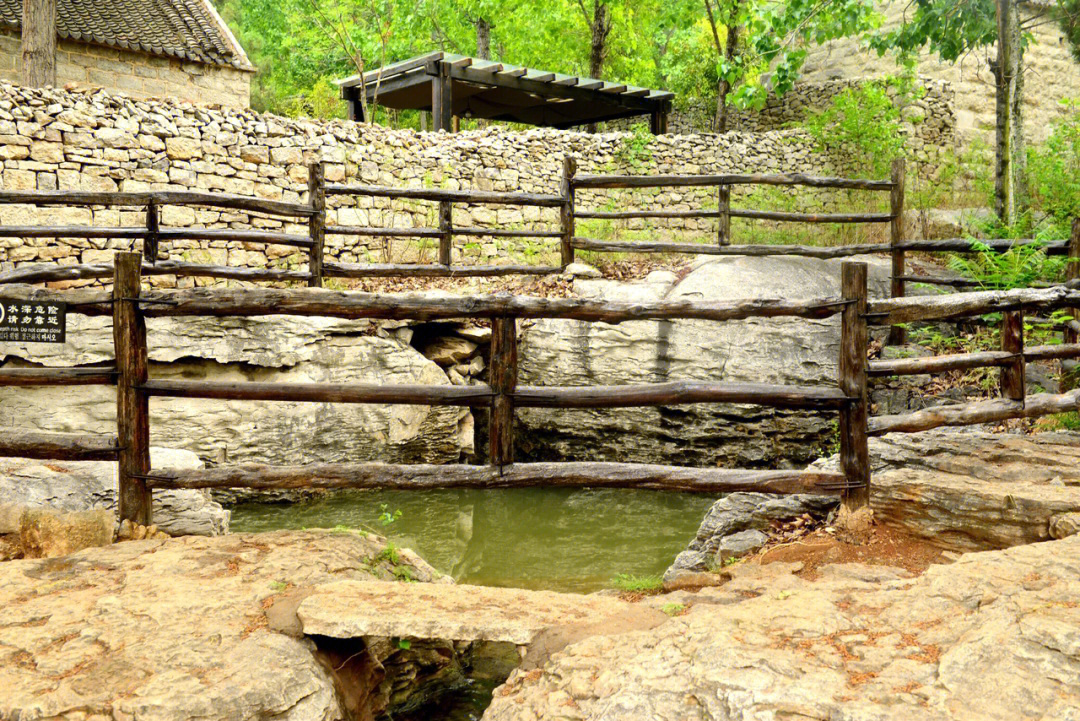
[3,256,1080,528]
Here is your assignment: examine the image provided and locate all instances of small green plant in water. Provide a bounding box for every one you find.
[610,573,664,593]
[378,503,402,527]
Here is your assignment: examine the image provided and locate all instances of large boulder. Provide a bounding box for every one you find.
[517,255,892,466]
[485,536,1080,720]
[0,315,471,466]
[0,447,228,536]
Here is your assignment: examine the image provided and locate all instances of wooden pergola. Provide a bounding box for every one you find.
[336,52,674,133]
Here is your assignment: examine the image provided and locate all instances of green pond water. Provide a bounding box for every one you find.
[229,488,717,593]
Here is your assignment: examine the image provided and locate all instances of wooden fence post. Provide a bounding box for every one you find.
[887,157,906,346]
[1001,309,1025,402]
[307,161,326,288]
[143,197,159,264]
[438,199,453,266]
[839,261,870,511]
[717,184,731,246]
[489,316,518,467]
[561,156,577,268]
[1063,219,1080,392]
[114,252,151,525]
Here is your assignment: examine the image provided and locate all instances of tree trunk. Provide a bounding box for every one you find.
[21,0,56,87]
[476,17,491,59]
[993,0,1025,226]
[717,16,739,133]
[586,1,612,133]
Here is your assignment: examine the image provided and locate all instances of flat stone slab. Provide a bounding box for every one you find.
[298,580,634,645]
[486,536,1080,721]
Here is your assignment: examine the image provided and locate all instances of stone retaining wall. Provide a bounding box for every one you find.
[0,81,941,280]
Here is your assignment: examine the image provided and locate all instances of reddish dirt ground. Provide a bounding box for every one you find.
[754,524,946,579]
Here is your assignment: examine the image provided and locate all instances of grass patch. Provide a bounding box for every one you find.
[610,573,664,593]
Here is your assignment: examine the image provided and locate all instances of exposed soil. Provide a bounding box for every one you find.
[753,524,946,580]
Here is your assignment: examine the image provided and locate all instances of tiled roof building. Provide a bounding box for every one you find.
[1,0,252,107]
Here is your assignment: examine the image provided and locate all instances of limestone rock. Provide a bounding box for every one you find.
[0,447,228,536]
[563,262,602,278]
[519,255,892,467]
[667,492,838,579]
[1050,512,1080,539]
[716,528,768,559]
[485,536,1080,720]
[0,315,469,467]
[17,506,114,558]
[813,428,1080,551]
[0,530,443,721]
[420,335,479,366]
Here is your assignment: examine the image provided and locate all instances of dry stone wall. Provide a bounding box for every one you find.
[0,81,924,280]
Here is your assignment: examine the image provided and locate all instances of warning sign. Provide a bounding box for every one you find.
[0,299,66,343]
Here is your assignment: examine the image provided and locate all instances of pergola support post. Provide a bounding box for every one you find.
[431,62,453,132]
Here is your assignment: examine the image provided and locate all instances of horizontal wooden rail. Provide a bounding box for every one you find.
[1024,343,1080,361]
[0,285,113,314]
[572,172,894,191]
[157,229,313,247]
[571,237,886,259]
[0,261,311,285]
[869,388,1080,435]
[0,367,117,386]
[0,190,315,217]
[729,209,893,224]
[324,184,564,207]
[324,262,560,278]
[893,275,981,288]
[575,209,720,220]
[513,381,851,410]
[325,226,443,238]
[141,380,493,406]
[0,429,120,460]
[450,227,562,238]
[868,351,1016,377]
[867,286,1080,325]
[895,238,1070,254]
[143,461,852,495]
[0,226,146,239]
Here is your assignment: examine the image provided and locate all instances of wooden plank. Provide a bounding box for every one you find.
[572,172,894,191]
[838,262,870,510]
[448,65,660,113]
[868,389,1080,435]
[489,317,517,466]
[561,156,577,267]
[449,227,562,238]
[1025,343,1080,361]
[432,63,452,131]
[307,162,325,288]
[0,226,145,239]
[0,429,118,460]
[325,226,442,238]
[867,287,1080,326]
[438,199,453,266]
[0,190,315,217]
[145,461,851,495]
[135,288,850,323]
[868,351,1016,377]
[323,262,559,278]
[0,284,112,314]
[0,367,116,386]
[893,275,980,288]
[895,238,1070,254]
[729,209,892,223]
[575,209,721,220]
[143,198,159,264]
[323,184,565,206]
[1066,219,1080,347]
[513,381,852,410]
[0,261,310,284]
[571,237,889,259]
[888,157,907,345]
[113,252,151,525]
[141,379,494,406]
[1000,310,1025,401]
[157,229,314,247]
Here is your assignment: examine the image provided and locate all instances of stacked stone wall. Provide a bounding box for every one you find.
[0,82,936,281]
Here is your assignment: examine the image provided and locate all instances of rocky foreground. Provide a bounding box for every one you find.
[487,535,1080,721]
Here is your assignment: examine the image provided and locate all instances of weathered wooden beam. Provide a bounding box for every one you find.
[894,238,1070,254]
[447,65,662,114]
[323,184,564,207]
[489,317,517,466]
[0,226,145,239]
[449,228,562,238]
[571,237,888,259]
[325,226,442,238]
[0,190,315,217]
[1000,310,1025,401]
[159,229,314,248]
[868,389,1080,435]
[572,172,894,191]
[866,286,1080,326]
[0,284,112,314]
[513,381,851,410]
[135,288,849,322]
[307,162,326,288]
[717,184,730,246]
[145,461,851,495]
[1065,219,1080,349]
[838,262,870,510]
[561,155,577,267]
[0,262,311,285]
[1025,343,1080,361]
[729,209,893,223]
[868,351,1016,377]
[114,252,152,526]
[575,209,720,220]
[323,262,559,278]
[888,157,907,346]
[438,199,453,266]
[143,197,159,264]
[141,379,494,406]
[893,275,981,288]
[0,367,116,386]
[0,429,118,461]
